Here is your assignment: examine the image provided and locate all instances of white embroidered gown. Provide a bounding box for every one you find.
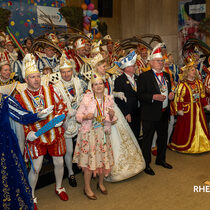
[88,76,145,182]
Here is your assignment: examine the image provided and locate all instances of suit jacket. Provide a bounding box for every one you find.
[114,73,140,117]
[137,69,172,121]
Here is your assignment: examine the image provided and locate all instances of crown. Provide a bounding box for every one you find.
[91,71,103,84]
[22,53,40,79]
[90,53,104,68]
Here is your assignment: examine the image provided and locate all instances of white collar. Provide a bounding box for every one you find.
[152,69,163,74]
[125,73,135,80]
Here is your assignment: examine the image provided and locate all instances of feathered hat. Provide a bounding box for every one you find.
[48,33,59,44]
[0,31,6,42]
[75,38,86,50]
[184,54,196,65]
[86,33,93,40]
[59,52,75,70]
[137,44,148,52]
[91,40,102,55]
[115,51,137,69]
[180,58,195,72]
[5,35,13,45]
[148,43,164,60]
[22,53,40,79]
[103,34,113,44]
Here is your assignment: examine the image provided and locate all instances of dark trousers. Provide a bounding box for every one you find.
[142,110,169,167]
[128,113,141,140]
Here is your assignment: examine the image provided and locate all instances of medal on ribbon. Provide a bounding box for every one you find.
[153,72,167,93]
[95,95,105,124]
[27,88,45,112]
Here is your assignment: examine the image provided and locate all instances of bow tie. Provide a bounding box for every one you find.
[156,72,163,77]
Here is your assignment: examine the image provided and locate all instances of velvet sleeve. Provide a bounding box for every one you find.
[7,96,39,125]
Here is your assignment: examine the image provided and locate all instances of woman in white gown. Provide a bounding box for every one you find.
[87,53,145,182]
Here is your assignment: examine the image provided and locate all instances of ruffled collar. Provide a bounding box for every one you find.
[0,76,10,83]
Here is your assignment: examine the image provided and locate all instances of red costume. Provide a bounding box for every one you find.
[171,80,210,153]
[15,84,67,159]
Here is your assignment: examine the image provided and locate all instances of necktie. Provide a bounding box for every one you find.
[156,72,163,77]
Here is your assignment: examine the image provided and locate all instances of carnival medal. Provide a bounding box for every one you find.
[95,95,105,125]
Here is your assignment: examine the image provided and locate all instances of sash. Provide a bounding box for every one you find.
[35,114,65,137]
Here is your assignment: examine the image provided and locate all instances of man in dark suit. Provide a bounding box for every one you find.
[114,51,140,140]
[137,44,174,175]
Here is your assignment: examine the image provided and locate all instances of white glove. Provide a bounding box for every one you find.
[204,105,210,111]
[177,110,184,116]
[54,115,64,127]
[113,92,127,102]
[37,105,54,119]
[67,108,77,118]
[26,131,38,142]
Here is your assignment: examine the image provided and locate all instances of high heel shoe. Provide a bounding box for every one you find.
[83,189,97,200]
[97,183,108,195]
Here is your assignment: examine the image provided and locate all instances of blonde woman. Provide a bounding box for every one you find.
[170,61,210,153]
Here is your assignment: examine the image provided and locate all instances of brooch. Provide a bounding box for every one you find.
[126,81,130,84]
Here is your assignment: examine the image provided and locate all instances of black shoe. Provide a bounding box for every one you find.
[144,166,155,175]
[155,161,173,169]
[68,175,77,187]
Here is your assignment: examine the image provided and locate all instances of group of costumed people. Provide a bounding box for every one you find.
[0,30,210,210]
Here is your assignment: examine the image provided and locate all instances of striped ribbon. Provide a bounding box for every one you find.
[26,142,36,173]
[6,26,25,56]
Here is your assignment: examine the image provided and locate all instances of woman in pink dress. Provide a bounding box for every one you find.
[73,72,117,200]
